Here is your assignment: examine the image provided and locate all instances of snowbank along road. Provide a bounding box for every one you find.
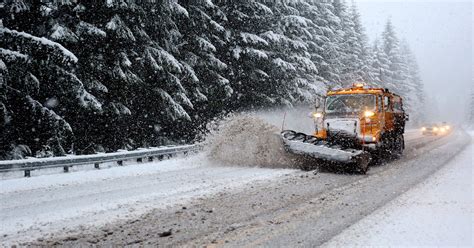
[325,131,473,247]
[0,127,470,246]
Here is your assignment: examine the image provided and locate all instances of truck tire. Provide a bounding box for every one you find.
[391,133,404,159]
[357,161,369,174]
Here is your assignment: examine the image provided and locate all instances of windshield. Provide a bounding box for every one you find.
[325,94,376,114]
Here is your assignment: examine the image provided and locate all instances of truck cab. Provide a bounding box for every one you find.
[312,83,406,153]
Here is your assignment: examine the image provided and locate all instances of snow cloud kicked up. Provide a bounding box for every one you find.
[205,115,298,169]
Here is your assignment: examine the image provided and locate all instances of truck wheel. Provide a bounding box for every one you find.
[392,134,404,159]
[355,153,370,174]
[357,162,368,174]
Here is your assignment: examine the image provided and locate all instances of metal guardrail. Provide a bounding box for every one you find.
[0,144,201,177]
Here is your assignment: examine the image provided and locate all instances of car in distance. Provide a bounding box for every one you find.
[421,123,448,135]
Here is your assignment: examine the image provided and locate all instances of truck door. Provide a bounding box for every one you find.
[377,95,385,128]
[384,94,394,131]
[392,96,405,133]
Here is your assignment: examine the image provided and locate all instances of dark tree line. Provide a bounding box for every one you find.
[0,0,425,159]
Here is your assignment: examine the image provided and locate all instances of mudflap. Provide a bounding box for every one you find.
[281,130,371,174]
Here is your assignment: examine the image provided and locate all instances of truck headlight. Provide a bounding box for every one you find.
[364,110,375,118]
[313,112,323,118]
[433,127,438,131]
[421,127,426,131]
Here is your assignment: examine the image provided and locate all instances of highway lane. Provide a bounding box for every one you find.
[18,129,466,246]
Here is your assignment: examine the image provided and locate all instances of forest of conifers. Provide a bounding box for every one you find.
[0,0,425,159]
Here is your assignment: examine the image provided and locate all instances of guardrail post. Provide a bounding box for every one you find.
[63,166,69,173]
[137,157,143,163]
[148,156,153,162]
[94,163,100,169]
[158,155,164,161]
[117,160,123,166]
[24,170,31,177]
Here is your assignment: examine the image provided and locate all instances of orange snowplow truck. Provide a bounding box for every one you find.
[281,83,408,173]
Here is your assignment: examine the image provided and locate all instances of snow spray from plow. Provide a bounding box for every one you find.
[206,116,298,169]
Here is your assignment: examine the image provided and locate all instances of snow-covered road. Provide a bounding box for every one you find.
[325,131,473,247]
[0,128,461,246]
[0,154,295,245]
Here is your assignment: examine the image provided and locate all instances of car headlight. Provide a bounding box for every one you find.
[433,127,438,131]
[440,127,446,132]
[364,110,375,118]
[421,127,426,131]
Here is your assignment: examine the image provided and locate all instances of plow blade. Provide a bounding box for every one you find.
[281,130,371,173]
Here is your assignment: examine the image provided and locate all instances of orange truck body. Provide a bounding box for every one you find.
[314,84,406,146]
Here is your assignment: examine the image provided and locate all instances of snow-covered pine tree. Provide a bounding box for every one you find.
[364,45,381,86]
[312,1,343,87]
[371,39,390,86]
[46,1,123,154]
[73,1,195,148]
[36,0,136,153]
[282,0,327,99]
[261,0,323,105]
[0,27,101,158]
[294,0,329,85]
[332,0,361,86]
[379,20,426,124]
[218,1,273,109]
[176,0,231,135]
[381,19,406,92]
[133,1,195,146]
[349,2,373,84]
[400,40,425,124]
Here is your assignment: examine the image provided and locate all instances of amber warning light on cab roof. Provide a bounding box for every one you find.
[353,82,365,88]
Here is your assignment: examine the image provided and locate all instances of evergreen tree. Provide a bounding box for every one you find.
[282,0,327,98]
[378,19,426,124]
[0,28,99,158]
[262,1,322,106]
[177,0,231,134]
[371,39,390,86]
[314,1,343,86]
[332,0,360,86]
[218,1,273,109]
[381,19,405,91]
[400,40,425,124]
[349,2,372,83]
[137,1,196,146]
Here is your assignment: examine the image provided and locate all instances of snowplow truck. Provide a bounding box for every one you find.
[281,83,407,173]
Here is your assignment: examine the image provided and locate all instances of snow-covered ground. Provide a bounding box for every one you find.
[0,123,448,245]
[0,153,296,245]
[325,131,473,247]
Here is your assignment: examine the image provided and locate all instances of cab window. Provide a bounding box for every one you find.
[393,99,403,113]
[384,96,391,111]
[378,96,383,112]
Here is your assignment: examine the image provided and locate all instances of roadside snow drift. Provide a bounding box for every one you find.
[324,132,473,247]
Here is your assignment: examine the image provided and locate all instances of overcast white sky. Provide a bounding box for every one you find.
[354,0,473,123]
